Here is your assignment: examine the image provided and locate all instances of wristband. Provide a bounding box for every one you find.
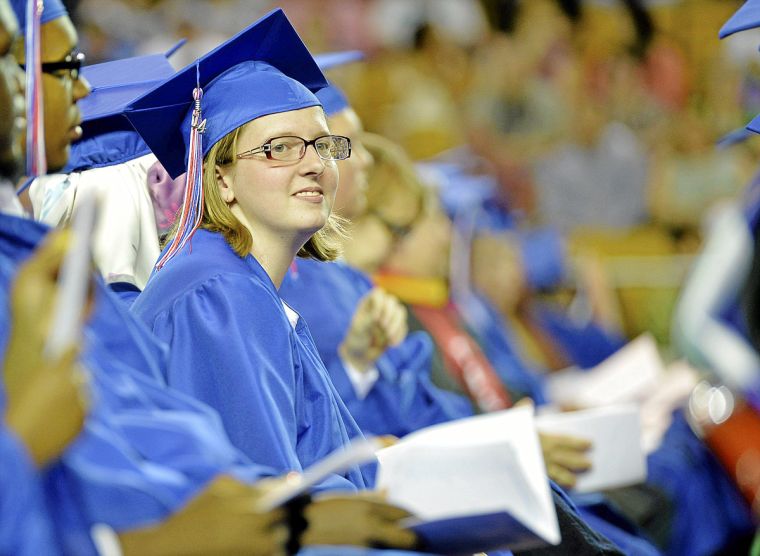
[285,493,311,555]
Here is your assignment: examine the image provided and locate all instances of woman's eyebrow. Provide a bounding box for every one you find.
[259,130,329,142]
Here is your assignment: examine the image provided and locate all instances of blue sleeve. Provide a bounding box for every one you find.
[347,332,474,437]
[144,273,356,491]
[531,303,625,369]
[45,283,275,543]
[107,281,142,306]
[0,427,60,556]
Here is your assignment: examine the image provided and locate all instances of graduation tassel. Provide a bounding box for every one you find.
[155,66,206,271]
[22,0,46,186]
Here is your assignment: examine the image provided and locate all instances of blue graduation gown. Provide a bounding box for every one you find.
[280,259,473,437]
[647,410,755,556]
[0,426,60,556]
[132,229,368,491]
[529,303,626,370]
[0,214,270,554]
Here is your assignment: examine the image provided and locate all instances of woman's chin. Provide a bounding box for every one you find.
[295,212,330,233]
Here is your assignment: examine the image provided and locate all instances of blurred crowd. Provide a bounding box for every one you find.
[72,0,760,344]
[3,0,760,555]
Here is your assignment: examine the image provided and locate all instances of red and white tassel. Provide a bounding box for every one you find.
[24,0,46,178]
[155,78,206,271]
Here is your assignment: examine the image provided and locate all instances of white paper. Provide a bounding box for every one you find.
[639,360,699,454]
[45,191,98,359]
[376,406,560,546]
[537,404,646,493]
[546,333,665,409]
[256,437,381,511]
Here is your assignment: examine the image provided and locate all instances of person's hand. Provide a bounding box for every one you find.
[302,491,418,549]
[119,476,289,556]
[339,288,408,372]
[539,432,592,489]
[3,229,88,467]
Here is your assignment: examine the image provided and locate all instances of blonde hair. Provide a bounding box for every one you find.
[196,124,345,261]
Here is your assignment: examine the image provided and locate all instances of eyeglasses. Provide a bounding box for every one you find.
[369,210,416,240]
[20,51,85,81]
[236,135,352,162]
[368,190,431,241]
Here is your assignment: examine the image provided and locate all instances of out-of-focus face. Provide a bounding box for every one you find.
[14,15,90,172]
[218,106,339,249]
[327,107,372,220]
[0,0,24,180]
[471,233,527,314]
[343,176,425,274]
[342,214,393,274]
[382,198,452,280]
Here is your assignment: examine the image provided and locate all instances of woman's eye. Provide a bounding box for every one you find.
[271,143,288,153]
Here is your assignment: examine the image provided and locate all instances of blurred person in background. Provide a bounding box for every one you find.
[344,131,666,556]
[0,3,85,551]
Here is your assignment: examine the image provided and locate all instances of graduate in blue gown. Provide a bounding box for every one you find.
[426,162,625,372]
[127,11,376,494]
[0,4,74,554]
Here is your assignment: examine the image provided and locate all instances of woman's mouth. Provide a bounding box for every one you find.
[293,188,324,202]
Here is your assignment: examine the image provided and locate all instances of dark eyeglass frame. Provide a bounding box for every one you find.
[236,134,352,162]
[368,189,430,241]
[368,209,420,241]
[20,51,85,81]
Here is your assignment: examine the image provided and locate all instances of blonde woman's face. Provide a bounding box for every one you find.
[218,106,338,244]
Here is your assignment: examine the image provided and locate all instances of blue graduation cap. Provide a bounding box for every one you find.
[125,8,328,179]
[314,51,364,117]
[10,0,67,27]
[315,82,349,117]
[314,50,364,72]
[125,8,328,269]
[65,48,180,172]
[719,0,760,39]
[745,112,760,139]
[716,126,754,149]
[78,52,178,126]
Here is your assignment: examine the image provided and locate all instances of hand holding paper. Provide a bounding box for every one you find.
[546,333,665,410]
[2,227,90,467]
[255,436,382,511]
[539,431,593,489]
[376,405,561,554]
[537,405,647,493]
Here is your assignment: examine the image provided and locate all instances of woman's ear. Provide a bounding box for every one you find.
[215,165,235,204]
